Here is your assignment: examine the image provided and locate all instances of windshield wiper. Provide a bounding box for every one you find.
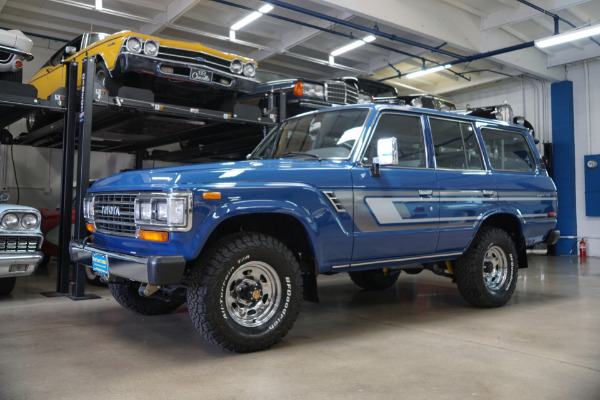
[279,152,322,161]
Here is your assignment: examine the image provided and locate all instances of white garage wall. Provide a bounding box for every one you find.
[449,76,553,148]
[568,60,600,258]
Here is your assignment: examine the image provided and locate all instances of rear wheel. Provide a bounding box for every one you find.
[108,280,185,315]
[0,277,17,295]
[454,227,518,308]
[187,232,302,353]
[349,268,401,290]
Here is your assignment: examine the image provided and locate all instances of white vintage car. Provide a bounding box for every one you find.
[0,29,34,80]
[0,204,43,295]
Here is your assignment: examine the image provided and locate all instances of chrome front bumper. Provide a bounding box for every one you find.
[70,240,186,285]
[0,252,43,278]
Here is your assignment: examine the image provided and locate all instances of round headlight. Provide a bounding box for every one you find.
[230,59,244,75]
[144,40,159,56]
[21,213,39,230]
[243,62,256,77]
[1,213,19,229]
[126,37,142,54]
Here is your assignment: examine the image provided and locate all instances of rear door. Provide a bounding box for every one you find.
[427,116,498,253]
[479,126,557,245]
[351,111,439,264]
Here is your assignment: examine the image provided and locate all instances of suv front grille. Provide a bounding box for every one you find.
[93,194,137,237]
[325,81,359,105]
[157,47,231,73]
[0,237,39,252]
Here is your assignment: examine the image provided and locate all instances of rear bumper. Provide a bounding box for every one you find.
[70,239,186,285]
[0,252,43,277]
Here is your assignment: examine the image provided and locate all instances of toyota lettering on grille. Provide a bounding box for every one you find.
[101,205,121,216]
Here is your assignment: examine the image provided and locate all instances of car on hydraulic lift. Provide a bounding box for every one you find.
[0,29,34,82]
[25,31,259,131]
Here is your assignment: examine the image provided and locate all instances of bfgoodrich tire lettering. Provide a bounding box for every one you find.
[187,232,302,353]
[454,227,518,308]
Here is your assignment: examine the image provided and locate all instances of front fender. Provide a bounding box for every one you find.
[183,184,353,268]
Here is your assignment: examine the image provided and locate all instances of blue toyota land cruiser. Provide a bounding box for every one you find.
[71,104,559,352]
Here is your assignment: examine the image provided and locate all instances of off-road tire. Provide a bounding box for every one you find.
[109,280,185,315]
[349,268,401,290]
[0,277,17,295]
[454,227,518,308]
[187,232,302,353]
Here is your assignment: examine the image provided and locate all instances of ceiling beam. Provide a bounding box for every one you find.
[482,0,590,31]
[139,0,203,35]
[316,0,565,82]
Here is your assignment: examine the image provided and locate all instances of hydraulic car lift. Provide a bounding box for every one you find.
[0,57,275,299]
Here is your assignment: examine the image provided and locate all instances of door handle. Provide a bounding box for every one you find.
[418,189,433,197]
[482,190,495,197]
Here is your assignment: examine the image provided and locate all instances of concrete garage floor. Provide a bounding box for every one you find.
[1,255,599,400]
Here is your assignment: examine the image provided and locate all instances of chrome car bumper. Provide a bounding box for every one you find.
[116,53,258,94]
[0,252,43,278]
[70,240,186,285]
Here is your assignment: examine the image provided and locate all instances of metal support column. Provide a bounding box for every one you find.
[70,57,99,300]
[56,62,79,294]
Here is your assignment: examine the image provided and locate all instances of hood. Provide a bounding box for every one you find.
[89,159,354,193]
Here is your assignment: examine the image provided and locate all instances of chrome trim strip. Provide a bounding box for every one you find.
[332,251,463,269]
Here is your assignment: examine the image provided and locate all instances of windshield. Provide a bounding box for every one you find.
[250,108,370,160]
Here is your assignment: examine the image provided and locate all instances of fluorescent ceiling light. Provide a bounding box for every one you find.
[95,0,102,10]
[231,4,274,31]
[330,35,376,57]
[535,24,600,48]
[406,64,451,79]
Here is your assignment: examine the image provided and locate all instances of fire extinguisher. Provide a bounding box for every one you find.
[579,238,587,258]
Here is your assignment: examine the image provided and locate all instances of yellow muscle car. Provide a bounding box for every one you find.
[27,31,258,130]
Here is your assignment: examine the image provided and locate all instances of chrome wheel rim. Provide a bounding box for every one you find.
[225,261,281,327]
[482,245,509,291]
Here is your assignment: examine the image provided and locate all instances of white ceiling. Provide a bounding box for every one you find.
[1,0,599,95]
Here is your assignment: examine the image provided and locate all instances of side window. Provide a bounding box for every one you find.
[430,118,484,170]
[364,113,425,167]
[481,128,536,172]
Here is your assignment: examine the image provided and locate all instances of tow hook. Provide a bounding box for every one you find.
[140,283,160,297]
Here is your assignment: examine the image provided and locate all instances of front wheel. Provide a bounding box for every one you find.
[187,233,302,353]
[454,227,518,308]
[95,62,121,96]
[0,277,17,295]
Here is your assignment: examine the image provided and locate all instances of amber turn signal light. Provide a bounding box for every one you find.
[86,223,96,232]
[139,230,169,242]
[202,192,221,200]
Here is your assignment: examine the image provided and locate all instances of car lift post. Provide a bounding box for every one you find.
[55,61,78,294]
[70,57,99,300]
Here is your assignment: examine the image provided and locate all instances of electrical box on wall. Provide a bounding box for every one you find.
[585,154,600,216]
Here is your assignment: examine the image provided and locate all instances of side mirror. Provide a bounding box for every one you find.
[65,46,77,55]
[370,137,398,177]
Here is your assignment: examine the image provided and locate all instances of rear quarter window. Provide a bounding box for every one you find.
[480,128,536,172]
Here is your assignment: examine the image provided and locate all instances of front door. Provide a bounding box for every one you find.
[350,111,439,265]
